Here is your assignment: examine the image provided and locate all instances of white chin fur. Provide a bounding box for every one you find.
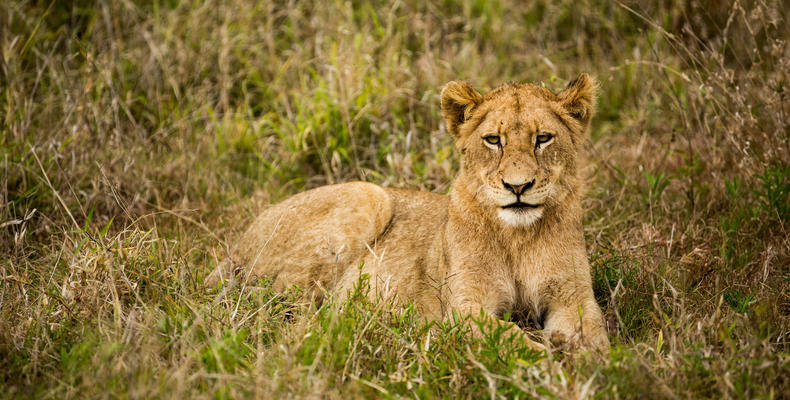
[497,208,544,227]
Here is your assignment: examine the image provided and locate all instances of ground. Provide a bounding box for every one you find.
[1,0,789,398]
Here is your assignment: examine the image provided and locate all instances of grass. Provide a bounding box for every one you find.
[1,0,789,398]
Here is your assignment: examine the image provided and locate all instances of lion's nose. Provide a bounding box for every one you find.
[502,179,535,195]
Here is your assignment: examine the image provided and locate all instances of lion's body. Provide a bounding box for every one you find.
[232,182,449,318]
[208,74,610,351]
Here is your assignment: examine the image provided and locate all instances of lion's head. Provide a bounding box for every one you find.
[441,74,596,228]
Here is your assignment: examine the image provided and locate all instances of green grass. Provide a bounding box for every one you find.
[2,0,790,398]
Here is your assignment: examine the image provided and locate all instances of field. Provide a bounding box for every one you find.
[2,0,789,398]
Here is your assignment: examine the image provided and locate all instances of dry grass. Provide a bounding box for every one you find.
[1,0,789,398]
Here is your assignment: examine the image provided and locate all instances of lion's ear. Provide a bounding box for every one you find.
[556,73,597,127]
[441,81,483,139]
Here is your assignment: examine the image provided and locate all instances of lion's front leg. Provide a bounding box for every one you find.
[447,272,546,351]
[453,301,546,352]
[542,284,609,352]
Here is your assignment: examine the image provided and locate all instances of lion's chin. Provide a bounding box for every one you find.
[497,207,543,227]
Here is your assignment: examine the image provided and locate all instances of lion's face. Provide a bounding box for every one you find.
[463,105,576,227]
[441,75,596,227]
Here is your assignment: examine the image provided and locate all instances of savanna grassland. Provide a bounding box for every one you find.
[2,0,790,398]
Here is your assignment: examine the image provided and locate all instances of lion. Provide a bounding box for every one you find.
[207,74,610,352]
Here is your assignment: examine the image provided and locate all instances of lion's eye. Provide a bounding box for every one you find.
[483,136,501,145]
[536,133,553,146]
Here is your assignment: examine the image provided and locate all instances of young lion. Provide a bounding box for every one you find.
[207,74,609,351]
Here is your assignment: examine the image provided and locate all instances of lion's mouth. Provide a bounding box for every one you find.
[502,202,541,211]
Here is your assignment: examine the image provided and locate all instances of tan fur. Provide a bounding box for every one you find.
[207,74,610,352]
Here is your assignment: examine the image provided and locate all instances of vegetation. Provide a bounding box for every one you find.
[2,0,789,397]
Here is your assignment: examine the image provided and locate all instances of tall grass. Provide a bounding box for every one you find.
[2,0,789,397]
